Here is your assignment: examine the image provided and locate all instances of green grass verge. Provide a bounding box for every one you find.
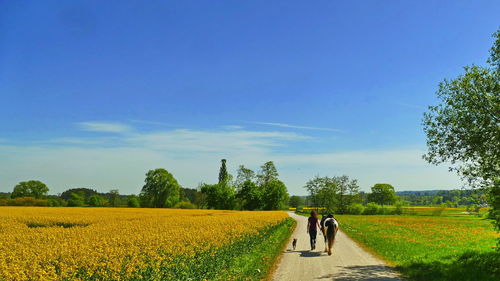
[215,217,296,281]
[335,214,499,281]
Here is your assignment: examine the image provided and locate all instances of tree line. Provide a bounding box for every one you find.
[0,160,290,211]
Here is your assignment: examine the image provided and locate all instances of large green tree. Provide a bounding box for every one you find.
[108,189,120,207]
[289,195,304,208]
[236,180,261,210]
[218,159,229,184]
[304,175,360,213]
[423,28,500,232]
[261,180,289,210]
[11,180,49,199]
[200,183,235,210]
[256,161,279,186]
[235,165,255,190]
[140,168,180,208]
[368,183,397,207]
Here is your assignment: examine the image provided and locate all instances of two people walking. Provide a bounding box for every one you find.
[307,210,338,255]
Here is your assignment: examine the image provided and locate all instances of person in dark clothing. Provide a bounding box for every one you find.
[307,210,321,250]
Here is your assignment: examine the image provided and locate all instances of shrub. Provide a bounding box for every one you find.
[67,193,85,207]
[88,195,105,207]
[127,196,140,208]
[0,199,7,206]
[432,204,446,216]
[393,201,404,215]
[364,203,382,215]
[6,197,48,206]
[347,203,365,215]
[174,201,196,209]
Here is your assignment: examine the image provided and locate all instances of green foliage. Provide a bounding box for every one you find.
[218,159,228,184]
[127,196,140,208]
[47,198,64,207]
[88,194,105,207]
[338,214,499,281]
[347,203,365,215]
[5,197,48,206]
[256,161,279,186]
[108,189,120,207]
[393,201,404,215]
[11,180,49,199]
[368,183,397,206]
[235,165,255,191]
[363,202,382,215]
[215,218,295,281]
[67,192,85,207]
[236,180,261,210]
[304,175,360,213]
[60,188,97,200]
[174,201,196,209]
[200,183,235,210]
[140,168,181,208]
[422,28,500,234]
[261,180,289,210]
[289,195,304,208]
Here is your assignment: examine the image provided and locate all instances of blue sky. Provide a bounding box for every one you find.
[1,1,499,195]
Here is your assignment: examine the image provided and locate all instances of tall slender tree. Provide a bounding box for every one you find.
[218,159,228,184]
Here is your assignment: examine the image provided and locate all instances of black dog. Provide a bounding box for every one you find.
[292,238,297,250]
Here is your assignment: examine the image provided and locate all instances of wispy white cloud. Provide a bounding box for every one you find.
[0,121,461,195]
[128,119,177,127]
[77,122,132,133]
[253,122,341,132]
[222,125,244,130]
[124,129,308,153]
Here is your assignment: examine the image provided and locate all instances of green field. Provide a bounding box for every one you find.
[336,214,499,281]
[297,208,499,281]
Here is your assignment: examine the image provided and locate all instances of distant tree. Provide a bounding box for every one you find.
[109,189,120,207]
[235,165,255,190]
[0,192,11,200]
[88,194,105,207]
[127,196,140,208]
[194,184,208,209]
[334,175,360,214]
[237,180,261,210]
[261,180,289,210]
[218,159,229,184]
[289,195,304,208]
[304,176,328,207]
[304,175,360,213]
[200,183,235,210]
[368,184,397,207]
[67,192,85,207]
[11,180,49,199]
[60,188,97,202]
[256,161,279,186]
[422,28,500,232]
[174,201,196,209]
[140,168,180,208]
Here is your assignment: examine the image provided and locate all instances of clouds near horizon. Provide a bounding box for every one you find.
[0,121,461,195]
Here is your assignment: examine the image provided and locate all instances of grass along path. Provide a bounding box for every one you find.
[335,214,499,281]
[215,217,295,281]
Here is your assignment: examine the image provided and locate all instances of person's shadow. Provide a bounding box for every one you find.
[285,249,323,258]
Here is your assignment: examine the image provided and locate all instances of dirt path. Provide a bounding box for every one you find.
[272,212,403,281]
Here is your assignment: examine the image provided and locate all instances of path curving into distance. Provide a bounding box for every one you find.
[272,212,403,281]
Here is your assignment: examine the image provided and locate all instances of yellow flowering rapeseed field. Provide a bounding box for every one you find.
[0,207,288,280]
